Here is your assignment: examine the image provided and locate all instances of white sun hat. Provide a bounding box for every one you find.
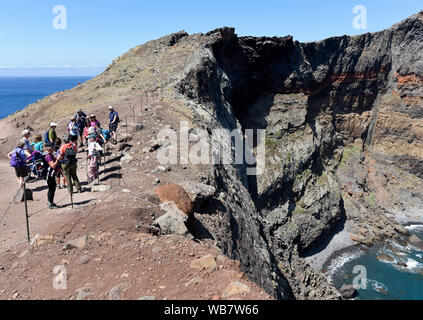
[22,129,30,136]
[50,122,57,127]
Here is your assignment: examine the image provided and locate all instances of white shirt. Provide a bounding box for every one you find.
[88,141,102,157]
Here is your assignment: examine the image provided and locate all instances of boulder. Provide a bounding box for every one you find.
[91,185,111,193]
[190,255,217,270]
[30,234,58,247]
[120,154,134,163]
[151,166,170,174]
[108,283,130,300]
[339,284,357,299]
[222,282,250,298]
[65,236,90,250]
[376,253,395,263]
[180,182,216,211]
[154,202,191,237]
[409,234,423,250]
[154,184,194,215]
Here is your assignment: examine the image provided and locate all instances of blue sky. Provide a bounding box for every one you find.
[0,0,421,76]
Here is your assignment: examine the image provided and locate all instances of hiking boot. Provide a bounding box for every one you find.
[48,203,59,209]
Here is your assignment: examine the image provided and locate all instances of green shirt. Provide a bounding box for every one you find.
[48,129,57,142]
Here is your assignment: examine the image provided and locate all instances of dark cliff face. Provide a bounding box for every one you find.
[177,13,423,299]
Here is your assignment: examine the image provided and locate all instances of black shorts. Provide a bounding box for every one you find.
[15,166,29,178]
[109,123,118,132]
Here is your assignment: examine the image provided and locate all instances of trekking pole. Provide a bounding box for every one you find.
[125,116,128,135]
[23,181,30,243]
[97,156,100,186]
[85,154,88,184]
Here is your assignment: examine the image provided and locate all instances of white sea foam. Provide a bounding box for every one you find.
[406,258,422,270]
[325,250,365,281]
[388,240,412,254]
[405,224,423,232]
[367,279,388,293]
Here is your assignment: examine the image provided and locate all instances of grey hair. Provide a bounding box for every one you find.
[62,134,70,143]
[17,139,25,148]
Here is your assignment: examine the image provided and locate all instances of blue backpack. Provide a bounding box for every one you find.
[10,148,26,168]
[102,129,111,142]
[44,130,50,143]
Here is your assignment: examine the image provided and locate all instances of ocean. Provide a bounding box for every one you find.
[0,77,92,120]
[330,225,423,300]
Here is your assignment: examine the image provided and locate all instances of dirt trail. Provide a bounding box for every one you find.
[0,153,104,251]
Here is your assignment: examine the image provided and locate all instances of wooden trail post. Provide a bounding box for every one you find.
[23,182,30,243]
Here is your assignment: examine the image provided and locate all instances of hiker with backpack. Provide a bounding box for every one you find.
[44,142,62,209]
[44,123,58,144]
[68,118,79,143]
[31,134,44,152]
[74,109,87,148]
[55,138,67,189]
[59,134,83,194]
[87,134,103,184]
[21,130,34,157]
[8,140,29,188]
[108,106,119,144]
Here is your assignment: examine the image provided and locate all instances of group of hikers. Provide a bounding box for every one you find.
[7,106,120,209]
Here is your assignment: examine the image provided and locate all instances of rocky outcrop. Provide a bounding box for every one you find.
[173,13,423,299]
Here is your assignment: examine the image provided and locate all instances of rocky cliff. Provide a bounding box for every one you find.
[2,12,422,300]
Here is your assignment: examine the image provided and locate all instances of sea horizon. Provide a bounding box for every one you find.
[0,76,93,120]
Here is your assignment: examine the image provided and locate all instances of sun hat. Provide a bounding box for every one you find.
[50,122,57,127]
[22,129,30,136]
[88,134,97,140]
[109,106,113,110]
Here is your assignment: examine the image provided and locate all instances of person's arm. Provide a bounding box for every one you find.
[112,114,117,124]
[24,148,31,158]
[47,156,59,169]
[7,151,13,159]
